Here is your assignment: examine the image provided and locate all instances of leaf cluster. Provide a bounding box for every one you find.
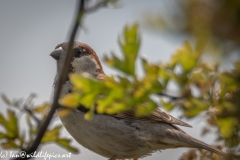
[0,94,78,153]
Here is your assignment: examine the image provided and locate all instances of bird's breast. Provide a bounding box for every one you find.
[58,109,153,158]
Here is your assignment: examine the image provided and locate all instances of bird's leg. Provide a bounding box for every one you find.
[109,155,118,160]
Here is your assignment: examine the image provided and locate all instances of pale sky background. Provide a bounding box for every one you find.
[0,0,226,160]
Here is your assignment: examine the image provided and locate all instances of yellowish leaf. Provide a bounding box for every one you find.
[33,103,50,113]
[57,109,71,117]
[60,93,81,108]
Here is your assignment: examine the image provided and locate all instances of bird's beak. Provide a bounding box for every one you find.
[50,47,63,60]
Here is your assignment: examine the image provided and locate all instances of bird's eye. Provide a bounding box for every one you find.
[75,47,87,58]
[75,49,82,58]
[75,50,81,57]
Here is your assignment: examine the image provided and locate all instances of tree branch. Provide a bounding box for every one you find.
[12,1,114,159]
[14,0,85,159]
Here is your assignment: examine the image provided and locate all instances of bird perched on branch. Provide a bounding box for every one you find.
[50,42,227,160]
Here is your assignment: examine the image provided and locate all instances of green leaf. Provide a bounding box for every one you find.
[41,126,61,143]
[97,98,113,114]
[52,125,62,132]
[33,103,50,113]
[1,140,20,149]
[161,101,174,111]
[135,100,157,117]
[104,23,140,76]
[84,105,95,120]
[0,110,19,139]
[219,72,239,91]
[70,74,103,93]
[80,91,99,107]
[106,102,127,115]
[170,41,201,73]
[7,110,19,138]
[182,98,210,118]
[60,93,81,108]
[57,109,72,117]
[97,89,124,114]
[0,112,7,126]
[0,132,6,139]
[217,117,236,138]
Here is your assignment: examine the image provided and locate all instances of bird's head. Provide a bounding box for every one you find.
[50,42,104,77]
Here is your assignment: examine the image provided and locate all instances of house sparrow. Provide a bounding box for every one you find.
[50,42,226,160]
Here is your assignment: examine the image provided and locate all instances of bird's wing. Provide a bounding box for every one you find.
[113,109,192,127]
[76,105,192,128]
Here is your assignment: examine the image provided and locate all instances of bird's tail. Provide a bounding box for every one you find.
[166,129,239,159]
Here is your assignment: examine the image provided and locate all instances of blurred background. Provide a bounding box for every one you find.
[0,0,240,159]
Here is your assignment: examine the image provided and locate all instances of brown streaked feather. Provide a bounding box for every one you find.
[114,109,192,128]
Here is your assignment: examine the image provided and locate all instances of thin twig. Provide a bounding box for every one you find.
[14,0,85,159]
[23,107,40,127]
[157,93,182,101]
[85,0,107,13]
